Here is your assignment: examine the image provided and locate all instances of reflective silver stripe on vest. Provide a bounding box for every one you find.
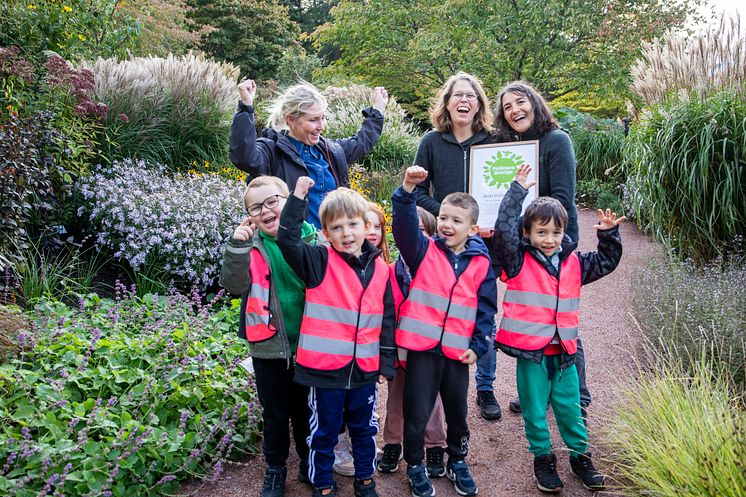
[407,288,450,311]
[557,327,578,341]
[246,312,270,327]
[447,302,477,322]
[298,334,379,358]
[304,302,382,329]
[250,283,270,303]
[398,316,442,340]
[500,317,557,337]
[226,244,251,254]
[397,347,408,361]
[504,290,579,312]
[441,331,470,351]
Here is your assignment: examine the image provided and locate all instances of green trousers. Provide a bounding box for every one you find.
[516,355,588,456]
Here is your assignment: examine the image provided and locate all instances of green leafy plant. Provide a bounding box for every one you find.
[602,356,745,497]
[0,289,260,497]
[625,89,746,262]
[576,179,624,213]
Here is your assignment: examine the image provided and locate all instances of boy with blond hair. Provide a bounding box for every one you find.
[493,164,624,493]
[277,178,396,497]
[220,175,322,497]
[392,166,497,497]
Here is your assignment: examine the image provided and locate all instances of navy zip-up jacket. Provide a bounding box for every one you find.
[391,186,497,358]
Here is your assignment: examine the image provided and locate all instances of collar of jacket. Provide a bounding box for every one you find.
[519,234,577,264]
[441,129,488,146]
[432,234,490,260]
[333,239,382,268]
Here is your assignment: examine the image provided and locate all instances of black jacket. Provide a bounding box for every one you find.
[492,181,623,368]
[229,102,384,191]
[276,194,397,389]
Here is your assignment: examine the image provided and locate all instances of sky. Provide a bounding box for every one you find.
[696,0,743,28]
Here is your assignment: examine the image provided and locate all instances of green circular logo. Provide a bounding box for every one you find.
[483,151,525,188]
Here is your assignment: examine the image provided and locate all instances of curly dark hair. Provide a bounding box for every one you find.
[493,81,558,141]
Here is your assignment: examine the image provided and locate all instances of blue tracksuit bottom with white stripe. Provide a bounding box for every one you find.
[307,384,378,487]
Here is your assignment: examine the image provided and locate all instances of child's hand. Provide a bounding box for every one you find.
[293,176,315,199]
[478,227,494,238]
[515,163,537,190]
[372,86,389,113]
[594,208,627,230]
[237,78,256,106]
[232,217,254,241]
[459,349,477,365]
[403,165,428,192]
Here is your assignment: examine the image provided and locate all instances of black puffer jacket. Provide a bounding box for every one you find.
[229,102,384,191]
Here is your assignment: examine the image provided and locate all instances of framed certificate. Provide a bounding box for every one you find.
[469,140,539,229]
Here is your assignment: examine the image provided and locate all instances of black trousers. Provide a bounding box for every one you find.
[403,351,470,465]
[253,358,310,466]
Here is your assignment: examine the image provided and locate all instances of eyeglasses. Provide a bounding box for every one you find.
[451,92,478,101]
[247,194,286,216]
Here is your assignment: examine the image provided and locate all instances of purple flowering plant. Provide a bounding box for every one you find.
[0,288,260,496]
[77,159,246,289]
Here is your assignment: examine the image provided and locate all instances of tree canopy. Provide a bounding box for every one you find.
[311,0,702,121]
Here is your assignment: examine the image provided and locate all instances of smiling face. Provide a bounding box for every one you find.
[524,218,565,257]
[365,210,383,248]
[323,214,369,257]
[286,102,327,146]
[501,91,535,134]
[437,203,479,254]
[447,80,481,130]
[246,184,288,237]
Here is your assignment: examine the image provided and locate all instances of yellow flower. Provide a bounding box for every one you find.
[62,5,72,12]
[28,3,36,9]
[78,34,86,41]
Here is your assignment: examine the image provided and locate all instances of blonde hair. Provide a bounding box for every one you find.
[367,201,390,263]
[266,81,327,131]
[242,176,289,210]
[319,187,369,229]
[430,72,494,134]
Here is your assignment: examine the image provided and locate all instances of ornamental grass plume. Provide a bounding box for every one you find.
[631,13,745,104]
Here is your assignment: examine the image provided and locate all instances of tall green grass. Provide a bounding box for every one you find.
[603,356,746,497]
[625,89,746,262]
[83,53,239,170]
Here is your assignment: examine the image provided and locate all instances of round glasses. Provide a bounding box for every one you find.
[247,194,286,216]
[451,92,478,101]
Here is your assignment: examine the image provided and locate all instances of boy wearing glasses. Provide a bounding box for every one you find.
[220,175,323,497]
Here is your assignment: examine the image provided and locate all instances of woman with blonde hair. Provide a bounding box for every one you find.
[229,78,389,228]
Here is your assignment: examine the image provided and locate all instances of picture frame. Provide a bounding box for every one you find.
[469,140,540,229]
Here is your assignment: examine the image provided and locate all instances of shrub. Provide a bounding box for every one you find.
[602,358,745,497]
[554,107,626,182]
[631,253,746,388]
[322,84,420,172]
[576,179,624,213]
[77,159,246,289]
[0,289,260,496]
[82,53,239,169]
[625,89,746,262]
[0,0,141,62]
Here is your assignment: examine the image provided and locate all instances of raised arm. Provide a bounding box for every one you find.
[580,209,625,285]
[276,177,328,287]
[392,166,431,277]
[218,217,255,295]
[492,164,535,279]
[334,87,387,164]
[229,78,273,177]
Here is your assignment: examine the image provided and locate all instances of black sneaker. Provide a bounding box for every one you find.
[311,482,338,497]
[407,464,435,497]
[260,465,287,497]
[377,444,401,473]
[570,452,605,491]
[298,459,311,485]
[508,396,521,413]
[446,459,478,496]
[476,390,502,420]
[353,478,379,497]
[425,447,445,478]
[533,453,563,493]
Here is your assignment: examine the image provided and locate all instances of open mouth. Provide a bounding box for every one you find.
[457,105,470,114]
[342,240,355,249]
[261,214,277,226]
[512,114,527,124]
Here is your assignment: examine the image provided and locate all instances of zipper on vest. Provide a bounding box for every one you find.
[348,255,376,389]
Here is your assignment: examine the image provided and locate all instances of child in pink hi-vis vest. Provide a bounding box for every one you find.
[493,164,624,493]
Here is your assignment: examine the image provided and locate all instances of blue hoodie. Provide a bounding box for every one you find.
[391,186,497,358]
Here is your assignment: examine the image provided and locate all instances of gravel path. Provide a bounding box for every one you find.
[179,206,657,497]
